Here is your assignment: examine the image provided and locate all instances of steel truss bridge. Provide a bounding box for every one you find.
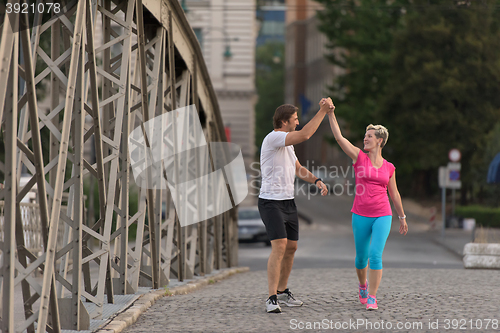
[0,0,239,331]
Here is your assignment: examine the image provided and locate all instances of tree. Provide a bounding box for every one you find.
[316,0,500,200]
[315,0,409,139]
[381,0,500,202]
[474,122,500,206]
[255,41,285,152]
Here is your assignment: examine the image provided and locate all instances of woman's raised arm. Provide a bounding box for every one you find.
[328,109,360,163]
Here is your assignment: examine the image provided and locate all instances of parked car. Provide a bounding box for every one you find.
[237,206,270,246]
[310,169,335,193]
[310,167,355,194]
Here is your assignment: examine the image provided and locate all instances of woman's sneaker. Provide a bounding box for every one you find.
[266,295,282,313]
[366,295,378,310]
[277,288,303,307]
[359,280,368,305]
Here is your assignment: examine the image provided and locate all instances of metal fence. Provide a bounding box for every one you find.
[0,0,238,331]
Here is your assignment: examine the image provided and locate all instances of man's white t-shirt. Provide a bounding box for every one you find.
[259,131,297,200]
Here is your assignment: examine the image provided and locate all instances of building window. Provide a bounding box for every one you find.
[260,21,285,36]
[194,28,203,50]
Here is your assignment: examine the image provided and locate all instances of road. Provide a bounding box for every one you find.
[123,192,500,333]
[238,192,463,271]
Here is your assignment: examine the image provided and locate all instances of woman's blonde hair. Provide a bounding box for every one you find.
[366,124,389,148]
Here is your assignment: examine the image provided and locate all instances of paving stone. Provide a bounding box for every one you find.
[123,268,500,332]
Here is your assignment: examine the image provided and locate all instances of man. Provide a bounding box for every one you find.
[259,98,333,313]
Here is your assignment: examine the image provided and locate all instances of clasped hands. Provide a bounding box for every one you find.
[319,97,335,114]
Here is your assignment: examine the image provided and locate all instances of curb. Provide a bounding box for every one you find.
[428,228,474,260]
[95,267,250,333]
[431,237,463,259]
[463,243,500,269]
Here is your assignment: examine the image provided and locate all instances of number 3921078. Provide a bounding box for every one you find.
[6,2,61,14]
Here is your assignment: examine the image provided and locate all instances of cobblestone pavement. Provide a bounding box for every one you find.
[124,268,500,333]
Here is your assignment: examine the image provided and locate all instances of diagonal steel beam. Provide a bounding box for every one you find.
[1,12,18,333]
[136,0,159,289]
[0,10,16,127]
[19,6,63,332]
[68,31,86,329]
[32,0,86,330]
[167,9,186,282]
[1,0,237,329]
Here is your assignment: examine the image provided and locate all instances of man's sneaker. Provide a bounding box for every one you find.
[266,295,282,313]
[277,288,303,307]
[366,295,378,310]
[359,280,368,305]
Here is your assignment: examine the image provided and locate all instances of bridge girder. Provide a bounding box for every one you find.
[0,0,238,331]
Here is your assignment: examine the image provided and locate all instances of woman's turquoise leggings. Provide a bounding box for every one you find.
[352,213,392,270]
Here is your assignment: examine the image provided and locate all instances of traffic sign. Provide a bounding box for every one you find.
[449,170,460,181]
[439,163,461,189]
[449,149,461,162]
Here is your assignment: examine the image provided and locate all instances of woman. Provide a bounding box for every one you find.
[327,105,408,310]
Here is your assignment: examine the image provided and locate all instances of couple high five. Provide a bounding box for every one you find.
[258,98,408,313]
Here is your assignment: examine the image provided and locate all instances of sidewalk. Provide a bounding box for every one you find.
[404,198,473,259]
[105,198,494,333]
[430,227,475,258]
[123,267,500,333]
[77,268,248,333]
[92,268,248,333]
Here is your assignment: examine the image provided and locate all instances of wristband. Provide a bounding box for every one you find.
[314,178,322,185]
[398,215,406,220]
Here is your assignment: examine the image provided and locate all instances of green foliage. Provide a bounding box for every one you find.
[315,0,408,139]
[472,122,500,206]
[316,0,500,199]
[456,205,500,228]
[381,0,500,197]
[255,41,285,153]
[164,287,173,296]
[484,123,500,165]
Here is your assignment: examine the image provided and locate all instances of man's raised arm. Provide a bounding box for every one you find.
[285,97,333,146]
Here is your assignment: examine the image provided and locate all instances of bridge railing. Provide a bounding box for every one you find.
[0,0,238,331]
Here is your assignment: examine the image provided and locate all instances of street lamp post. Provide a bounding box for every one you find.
[203,27,239,60]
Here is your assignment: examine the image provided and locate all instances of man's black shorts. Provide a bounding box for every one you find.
[258,198,299,241]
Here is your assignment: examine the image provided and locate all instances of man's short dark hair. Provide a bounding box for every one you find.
[273,104,298,129]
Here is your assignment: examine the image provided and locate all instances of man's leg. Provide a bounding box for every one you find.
[276,239,303,307]
[277,240,297,292]
[276,200,303,306]
[277,199,299,292]
[268,238,287,297]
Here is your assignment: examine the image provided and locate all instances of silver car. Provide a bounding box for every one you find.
[238,206,271,246]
